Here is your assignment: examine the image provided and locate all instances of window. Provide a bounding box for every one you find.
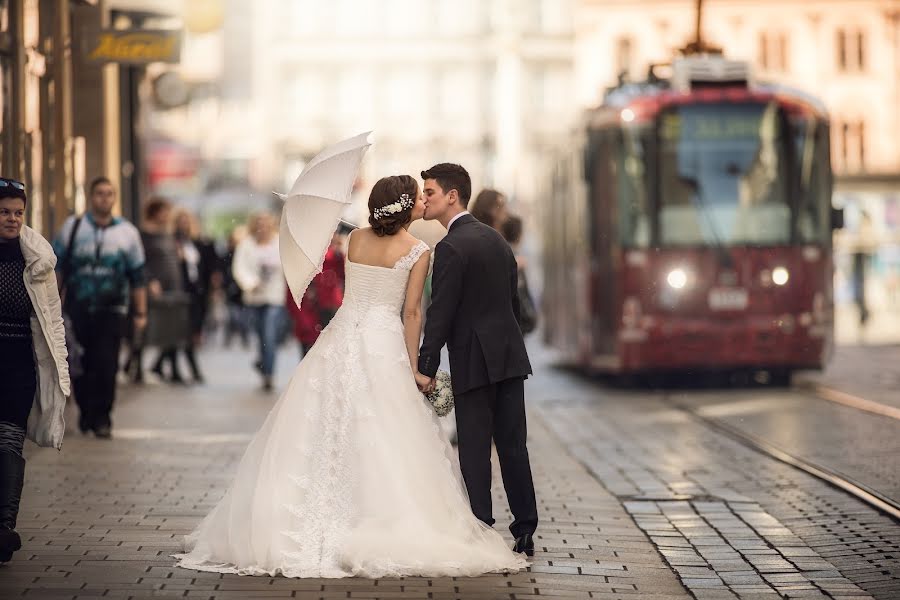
[833,118,865,173]
[795,121,832,243]
[837,28,866,72]
[657,102,792,246]
[532,67,571,115]
[616,37,633,79]
[758,32,789,72]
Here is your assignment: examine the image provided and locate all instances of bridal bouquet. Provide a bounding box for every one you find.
[425,370,454,417]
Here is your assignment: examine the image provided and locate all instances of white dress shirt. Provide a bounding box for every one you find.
[447,211,470,230]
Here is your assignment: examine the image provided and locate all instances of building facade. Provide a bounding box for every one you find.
[576,0,900,178]
[230,0,577,223]
[0,0,187,235]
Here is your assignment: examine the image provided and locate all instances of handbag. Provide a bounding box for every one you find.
[59,217,85,378]
[145,291,192,348]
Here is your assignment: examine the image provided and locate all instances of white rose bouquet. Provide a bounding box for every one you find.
[425,370,454,417]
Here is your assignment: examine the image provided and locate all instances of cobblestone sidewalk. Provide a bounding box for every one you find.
[1,348,691,600]
[534,358,898,600]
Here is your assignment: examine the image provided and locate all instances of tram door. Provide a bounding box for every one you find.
[585,130,619,357]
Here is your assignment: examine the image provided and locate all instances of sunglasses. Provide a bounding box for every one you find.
[0,178,25,190]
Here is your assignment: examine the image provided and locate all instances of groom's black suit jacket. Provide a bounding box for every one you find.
[418,214,532,395]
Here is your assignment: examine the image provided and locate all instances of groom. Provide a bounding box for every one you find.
[415,163,538,556]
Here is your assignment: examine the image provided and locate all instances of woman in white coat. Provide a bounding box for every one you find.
[0,178,69,563]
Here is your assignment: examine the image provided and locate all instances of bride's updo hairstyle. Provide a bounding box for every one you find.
[368,174,418,237]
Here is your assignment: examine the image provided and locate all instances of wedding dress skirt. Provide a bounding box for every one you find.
[174,243,527,578]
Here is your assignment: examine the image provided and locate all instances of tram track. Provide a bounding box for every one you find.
[666,390,900,522]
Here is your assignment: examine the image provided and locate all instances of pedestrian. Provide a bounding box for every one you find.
[501,215,539,335]
[284,229,346,357]
[138,198,189,384]
[0,179,70,562]
[852,210,877,327]
[470,188,509,232]
[53,176,147,438]
[221,225,250,348]
[232,212,285,392]
[174,209,218,383]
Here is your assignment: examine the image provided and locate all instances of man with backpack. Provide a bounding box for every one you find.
[53,177,147,439]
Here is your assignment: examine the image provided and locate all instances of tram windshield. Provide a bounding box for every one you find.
[658,102,791,246]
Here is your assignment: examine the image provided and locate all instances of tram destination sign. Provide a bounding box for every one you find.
[83,29,182,65]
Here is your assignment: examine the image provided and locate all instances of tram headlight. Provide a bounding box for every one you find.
[666,268,688,290]
[772,266,790,286]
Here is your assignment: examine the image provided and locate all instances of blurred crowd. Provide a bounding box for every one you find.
[6,175,541,442]
[0,172,539,564]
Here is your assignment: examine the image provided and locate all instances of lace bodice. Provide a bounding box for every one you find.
[340,241,429,316]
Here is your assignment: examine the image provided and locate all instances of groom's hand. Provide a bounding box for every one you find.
[415,372,435,393]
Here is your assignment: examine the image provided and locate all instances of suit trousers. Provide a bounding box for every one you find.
[454,377,538,538]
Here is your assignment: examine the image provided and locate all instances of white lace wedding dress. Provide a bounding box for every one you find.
[174,241,527,578]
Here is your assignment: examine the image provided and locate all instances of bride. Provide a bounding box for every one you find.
[174,175,528,578]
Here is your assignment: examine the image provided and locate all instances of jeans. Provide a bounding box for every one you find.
[250,304,284,377]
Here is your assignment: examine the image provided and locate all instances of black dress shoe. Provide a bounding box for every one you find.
[513,533,535,557]
[93,425,112,440]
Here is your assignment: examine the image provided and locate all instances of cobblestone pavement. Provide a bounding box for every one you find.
[675,386,900,512]
[4,342,898,600]
[2,348,691,600]
[530,345,898,600]
[797,344,900,411]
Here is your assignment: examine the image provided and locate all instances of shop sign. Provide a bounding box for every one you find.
[84,29,181,64]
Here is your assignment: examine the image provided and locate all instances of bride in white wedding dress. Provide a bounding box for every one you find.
[174,175,527,578]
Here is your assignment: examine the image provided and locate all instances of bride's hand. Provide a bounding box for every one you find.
[414,372,435,393]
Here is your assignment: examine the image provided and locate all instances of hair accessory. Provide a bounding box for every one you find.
[373,192,414,220]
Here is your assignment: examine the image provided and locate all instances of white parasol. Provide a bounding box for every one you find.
[277,131,372,304]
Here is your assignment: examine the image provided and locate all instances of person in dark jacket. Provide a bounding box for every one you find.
[173,209,218,382]
[127,198,186,383]
[415,163,538,557]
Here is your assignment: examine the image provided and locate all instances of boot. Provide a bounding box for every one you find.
[0,452,25,562]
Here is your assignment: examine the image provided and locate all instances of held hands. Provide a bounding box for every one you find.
[414,372,436,394]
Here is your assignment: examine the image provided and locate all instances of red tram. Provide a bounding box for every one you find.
[541,56,843,382]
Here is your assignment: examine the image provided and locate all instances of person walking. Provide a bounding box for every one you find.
[501,215,538,335]
[53,176,147,439]
[284,229,346,357]
[174,209,218,383]
[232,212,285,392]
[0,178,70,562]
[136,198,188,384]
[470,188,509,233]
[222,226,250,348]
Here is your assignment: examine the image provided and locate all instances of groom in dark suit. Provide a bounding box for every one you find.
[415,163,538,556]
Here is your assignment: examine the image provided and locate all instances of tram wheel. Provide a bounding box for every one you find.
[769,369,793,387]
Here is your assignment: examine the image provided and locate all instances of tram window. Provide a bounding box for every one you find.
[657,102,791,246]
[617,129,650,247]
[797,123,832,244]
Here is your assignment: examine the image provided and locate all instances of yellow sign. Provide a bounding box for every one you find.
[85,30,181,64]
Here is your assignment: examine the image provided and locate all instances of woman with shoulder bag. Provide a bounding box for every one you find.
[501,215,538,335]
[0,178,69,563]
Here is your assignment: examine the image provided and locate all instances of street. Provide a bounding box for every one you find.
[0,339,896,600]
